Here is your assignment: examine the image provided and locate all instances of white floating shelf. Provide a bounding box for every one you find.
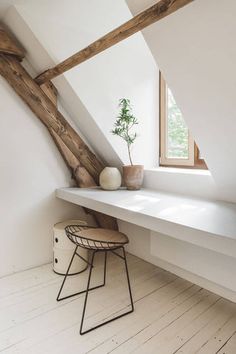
[56,187,236,243]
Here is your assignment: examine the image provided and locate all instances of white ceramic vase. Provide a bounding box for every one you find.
[99,167,122,190]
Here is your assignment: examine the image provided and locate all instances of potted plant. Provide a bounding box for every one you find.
[112,98,144,190]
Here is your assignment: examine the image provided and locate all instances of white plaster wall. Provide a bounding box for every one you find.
[2,7,121,169]
[127,0,236,203]
[1,0,236,301]
[0,76,87,277]
[13,0,158,168]
[0,0,158,277]
[0,1,157,276]
[124,0,236,300]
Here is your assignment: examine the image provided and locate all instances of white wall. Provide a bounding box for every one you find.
[12,0,158,168]
[2,0,236,302]
[128,0,236,203]
[123,0,236,301]
[1,0,157,277]
[0,76,88,277]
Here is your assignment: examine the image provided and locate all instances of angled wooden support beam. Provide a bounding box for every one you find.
[0,24,25,59]
[38,81,97,186]
[40,81,58,106]
[48,124,118,229]
[49,129,118,229]
[35,0,194,84]
[0,53,118,229]
[0,54,104,183]
[49,128,96,188]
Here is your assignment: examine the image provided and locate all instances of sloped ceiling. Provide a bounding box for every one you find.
[2,5,122,168]
[3,0,157,169]
[127,0,236,202]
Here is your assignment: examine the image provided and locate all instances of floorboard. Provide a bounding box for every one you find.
[0,253,235,354]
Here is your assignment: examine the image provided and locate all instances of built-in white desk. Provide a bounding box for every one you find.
[56,187,236,301]
[56,187,236,253]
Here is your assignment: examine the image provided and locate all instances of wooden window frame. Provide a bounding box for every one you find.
[159,73,207,170]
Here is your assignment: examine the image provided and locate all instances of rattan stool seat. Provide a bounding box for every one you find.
[65,225,129,250]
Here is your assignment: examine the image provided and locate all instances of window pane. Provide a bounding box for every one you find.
[167,88,189,159]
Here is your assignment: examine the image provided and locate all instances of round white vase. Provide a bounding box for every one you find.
[99,167,122,190]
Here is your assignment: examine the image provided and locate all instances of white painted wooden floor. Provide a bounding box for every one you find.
[1,253,236,354]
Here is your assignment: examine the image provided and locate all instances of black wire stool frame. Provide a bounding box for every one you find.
[56,224,134,335]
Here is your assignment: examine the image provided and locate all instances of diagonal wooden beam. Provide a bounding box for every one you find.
[0,54,104,184]
[0,28,118,230]
[35,0,194,84]
[49,128,96,187]
[46,115,118,228]
[0,24,25,59]
[40,81,58,106]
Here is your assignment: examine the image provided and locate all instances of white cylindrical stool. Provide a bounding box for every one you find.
[53,220,88,275]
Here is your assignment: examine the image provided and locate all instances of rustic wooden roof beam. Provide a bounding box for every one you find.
[0,28,118,230]
[35,0,194,84]
[0,54,104,182]
[0,24,25,59]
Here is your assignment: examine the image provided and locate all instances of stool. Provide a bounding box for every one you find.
[56,224,134,335]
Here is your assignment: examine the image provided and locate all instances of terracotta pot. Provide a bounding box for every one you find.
[123,165,144,190]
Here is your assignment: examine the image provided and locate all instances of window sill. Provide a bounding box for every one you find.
[143,167,215,200]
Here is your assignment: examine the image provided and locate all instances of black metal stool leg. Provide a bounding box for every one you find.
[103,251,107,286]
[57,246,78,301]
[57,248,107,302]
[80,247,134,335]
[80,250,96,334]
[123,247,134,312]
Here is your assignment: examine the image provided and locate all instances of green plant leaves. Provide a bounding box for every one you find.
[111,98,138,146]
[111,98,138,165]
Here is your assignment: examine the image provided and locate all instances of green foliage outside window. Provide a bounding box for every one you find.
[167,88,188,159]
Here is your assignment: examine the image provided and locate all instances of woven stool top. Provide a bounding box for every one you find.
[65,225,129,250]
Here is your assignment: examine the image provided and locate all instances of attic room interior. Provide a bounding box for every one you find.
[1,0,236,353]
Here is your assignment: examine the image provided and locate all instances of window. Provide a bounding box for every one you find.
[159,73,207,169]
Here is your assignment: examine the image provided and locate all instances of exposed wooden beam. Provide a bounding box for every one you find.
[49,128,97,188]
[50,128,118,229]
[40,81,78,175]
[88,210,119,231]
[45,99,118,229]
[0,24,25,59]
[0,54,104,184]
[35,0,194,84]
[38,81,97,186]
[40,81,58,106]
[0,53,118,229]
